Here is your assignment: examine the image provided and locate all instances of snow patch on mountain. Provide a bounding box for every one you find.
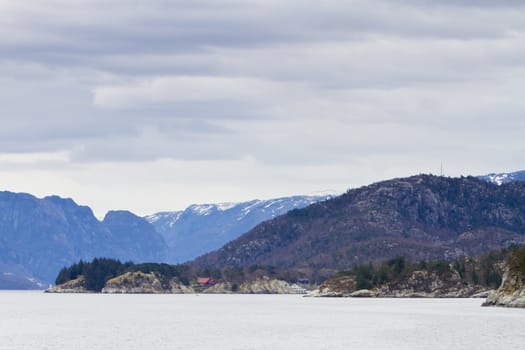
[478,170,525,186]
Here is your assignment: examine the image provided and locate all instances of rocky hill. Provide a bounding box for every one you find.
[145,195,332,263]
[194,175,525,272]
[0,192,167,287]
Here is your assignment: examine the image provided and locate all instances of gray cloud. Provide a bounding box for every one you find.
[0,0,524,215]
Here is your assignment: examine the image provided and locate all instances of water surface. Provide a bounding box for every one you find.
[0,291,523,350]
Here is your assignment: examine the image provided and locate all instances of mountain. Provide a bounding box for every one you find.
[0,192,167,287]
[0,262,47,290]
[146,195,333,263]
[194,175,525,273]
[479,170,525,185]
[102,210,168,262]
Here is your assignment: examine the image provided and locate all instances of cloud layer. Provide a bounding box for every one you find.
[1,0,524,214]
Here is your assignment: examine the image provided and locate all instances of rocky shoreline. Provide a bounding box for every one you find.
[482,262,525,307]
[305,270,493,298]
[46,247,525,305]
[46,270,492,298]
[46,272,308,295]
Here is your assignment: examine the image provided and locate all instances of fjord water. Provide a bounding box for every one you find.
[1,292,523,350]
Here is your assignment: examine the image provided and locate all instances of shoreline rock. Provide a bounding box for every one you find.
[102,271,194,294]
[307,270,493,298]
[482,262,525,308]
[45,276,89,293]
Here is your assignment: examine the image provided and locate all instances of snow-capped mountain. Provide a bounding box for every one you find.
[145,195,334,263]
[478,170,525,185]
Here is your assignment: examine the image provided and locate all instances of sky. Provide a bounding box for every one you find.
[1,0,524,217]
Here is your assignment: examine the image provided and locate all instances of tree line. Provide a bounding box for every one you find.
[340,248,511,290]
[55,245,524,292]
[55,258,191,292]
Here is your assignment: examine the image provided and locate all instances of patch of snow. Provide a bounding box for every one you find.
[144,211,183,227]
[168,212,183,227]
[488,173,509,186]
[241,200,262,214]
[263,199,284,209]
[189,204,215,216]
[215,202,238,211]
[144,214,161,223]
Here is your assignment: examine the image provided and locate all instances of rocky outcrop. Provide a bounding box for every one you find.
[308,271,490,298]
[46,276,88,293]
[375,270,487,298]
[102,272,163,293]
[101,271,194,294]
[306,275,356,297]
[201,282,234,294]
[238,277,296,294]
[483,263,525,307]
[200,277,305,294]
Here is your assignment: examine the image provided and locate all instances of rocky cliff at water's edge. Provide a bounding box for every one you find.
[308,269,491,298]
[483,248,525,307]
[101,271,194,294]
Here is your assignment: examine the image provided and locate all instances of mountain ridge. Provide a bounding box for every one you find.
[145,195,333,263]
[0,192,167,287]
[2,170,524,289]
[194,175,525,273]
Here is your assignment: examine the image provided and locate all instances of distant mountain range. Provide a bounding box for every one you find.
[194,175,525,274]
[0,192,167,288]
[145,195,333,263]
[1,170,524,289]
[0,192,331,289]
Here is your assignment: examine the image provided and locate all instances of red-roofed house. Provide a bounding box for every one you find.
[197,277,215,286]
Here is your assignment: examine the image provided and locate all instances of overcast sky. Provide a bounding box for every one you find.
[1,0,524,217]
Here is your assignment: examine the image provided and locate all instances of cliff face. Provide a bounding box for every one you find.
[483,270,525,307]
[483,248,525,307]
[0,192,168,284]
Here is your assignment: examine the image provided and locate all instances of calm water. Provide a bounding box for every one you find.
[0,291,523,350]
